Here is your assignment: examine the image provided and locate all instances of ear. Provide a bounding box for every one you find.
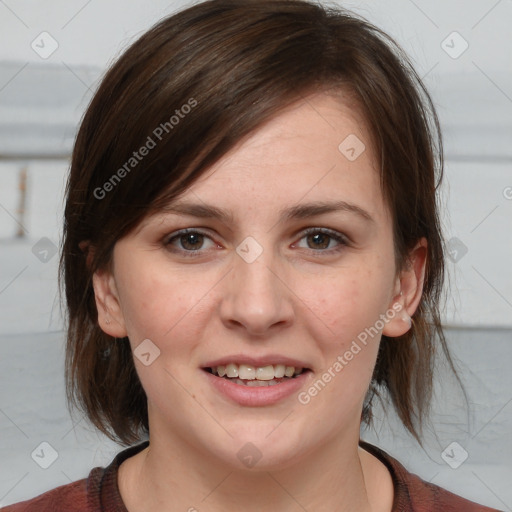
[81,240,128,338]
[92,267,128,338]
[382,237,428,338]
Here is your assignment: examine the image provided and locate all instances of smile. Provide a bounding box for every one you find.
[203,363,311,388]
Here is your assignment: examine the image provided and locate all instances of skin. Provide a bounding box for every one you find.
[92,92,427,512]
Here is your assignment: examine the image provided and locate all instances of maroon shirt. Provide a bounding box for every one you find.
[2,440,502,511]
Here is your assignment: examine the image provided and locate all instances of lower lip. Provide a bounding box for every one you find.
[202,369,312,407]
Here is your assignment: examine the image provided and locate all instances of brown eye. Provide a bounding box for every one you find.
[294,228,348,254]
[306,232,331,250]
[164,229,217,256]
[178,232,204,251]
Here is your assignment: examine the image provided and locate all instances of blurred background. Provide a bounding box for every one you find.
[0,0,511,509]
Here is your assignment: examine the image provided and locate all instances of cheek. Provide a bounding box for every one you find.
[295,271,389,418]
[304,265,391,350]
[115,256,211,347]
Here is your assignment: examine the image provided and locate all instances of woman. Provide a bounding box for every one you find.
[3,0,502,510]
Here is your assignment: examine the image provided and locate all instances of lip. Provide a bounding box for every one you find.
[201,368,312,407]
[202,354,312,370]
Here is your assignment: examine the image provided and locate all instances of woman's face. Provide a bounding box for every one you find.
[94,92,425,470]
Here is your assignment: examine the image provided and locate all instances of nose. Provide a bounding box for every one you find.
[219,247,295,337]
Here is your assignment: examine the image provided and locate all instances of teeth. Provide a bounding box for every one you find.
[246,379,266,387]
[225,363,238,378]
[230,378,286,387]
[211,363,304,380]
[284,366,295,377]
[255,365,274,380]
[274,364,286,378]
[238,364,256,380]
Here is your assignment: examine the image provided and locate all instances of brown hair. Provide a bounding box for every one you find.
[60,0,457,445]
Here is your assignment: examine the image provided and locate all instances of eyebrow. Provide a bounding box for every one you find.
[159,200,375,225]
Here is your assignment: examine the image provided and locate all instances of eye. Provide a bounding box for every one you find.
[164,229,217,256]
[293,228,348,254]
[164,227,349,258]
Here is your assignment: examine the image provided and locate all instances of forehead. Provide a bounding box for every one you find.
[136,92,392,234]
[209,92,370,165]
[174,94,387,219]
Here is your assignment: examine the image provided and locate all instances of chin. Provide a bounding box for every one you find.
[218,428,310,472]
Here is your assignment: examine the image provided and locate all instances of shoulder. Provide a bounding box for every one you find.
[0,478,89,512]
[1,441,149,512]
[359,440,503,512]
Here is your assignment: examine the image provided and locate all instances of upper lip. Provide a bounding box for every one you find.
[202,354,311,370]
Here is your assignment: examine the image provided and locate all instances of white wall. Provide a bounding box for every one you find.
[0,0,510,72]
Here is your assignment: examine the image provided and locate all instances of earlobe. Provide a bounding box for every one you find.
[92,267,128,338]
[382,292,412,338]
[382,237,428,338]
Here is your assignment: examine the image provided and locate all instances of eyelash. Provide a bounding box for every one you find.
[163,227,349,258]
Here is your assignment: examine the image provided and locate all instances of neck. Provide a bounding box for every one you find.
[118,427,384,512]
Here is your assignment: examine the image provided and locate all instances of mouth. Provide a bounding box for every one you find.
[202,363,312,387]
